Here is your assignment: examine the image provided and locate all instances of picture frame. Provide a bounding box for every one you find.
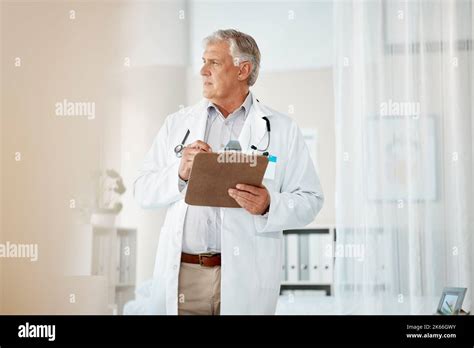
[436,287,467,315]
[366,115,437,202]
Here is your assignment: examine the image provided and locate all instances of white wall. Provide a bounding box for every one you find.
[189,0,333,72]
[115,1,189,286]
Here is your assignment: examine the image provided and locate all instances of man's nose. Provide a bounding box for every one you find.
[200,64,210,76]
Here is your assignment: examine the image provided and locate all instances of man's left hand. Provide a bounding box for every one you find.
[228,184,270,215]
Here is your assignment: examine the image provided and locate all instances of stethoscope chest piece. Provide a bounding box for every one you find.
[174,144,185,158]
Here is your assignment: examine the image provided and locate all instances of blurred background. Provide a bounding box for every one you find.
[1,0,472,315]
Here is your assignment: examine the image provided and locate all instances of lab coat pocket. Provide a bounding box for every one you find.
[255,231,283,289]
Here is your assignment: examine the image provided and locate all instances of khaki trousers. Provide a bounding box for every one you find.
[177,262,221,315]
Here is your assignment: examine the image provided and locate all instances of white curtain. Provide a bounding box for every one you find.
[333,0,473,314]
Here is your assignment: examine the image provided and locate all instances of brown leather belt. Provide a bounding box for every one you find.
[181,252,221,267]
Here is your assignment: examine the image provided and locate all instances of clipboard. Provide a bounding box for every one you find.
[185,152,269,208]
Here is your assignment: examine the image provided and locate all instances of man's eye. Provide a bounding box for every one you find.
[212,62,219,65]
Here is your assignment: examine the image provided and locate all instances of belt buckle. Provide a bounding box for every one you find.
[198,252,215,266]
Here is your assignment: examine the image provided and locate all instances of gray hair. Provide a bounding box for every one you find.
[203,29,261,86]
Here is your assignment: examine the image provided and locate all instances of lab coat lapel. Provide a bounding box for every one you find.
[185,100,209,144]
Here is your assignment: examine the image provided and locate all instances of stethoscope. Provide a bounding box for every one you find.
[174,129,190,158]
[250,116,271,156]
[174,116,271,157]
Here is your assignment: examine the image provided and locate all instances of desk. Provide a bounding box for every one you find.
[276,294,442,315]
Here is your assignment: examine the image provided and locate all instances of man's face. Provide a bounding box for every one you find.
[200,41,241,101]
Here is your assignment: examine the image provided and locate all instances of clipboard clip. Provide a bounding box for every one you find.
[225,140,269,157]
[224,140,242,152]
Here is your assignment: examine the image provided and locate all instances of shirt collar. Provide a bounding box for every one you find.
[207,91,253,120]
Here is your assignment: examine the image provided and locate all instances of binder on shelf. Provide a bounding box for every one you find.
[309,233,321,283]
[121,234,126,283]
[281,235,287,281]
[320,231,333,284]
[286,234,299,282]
[298,234,309,281]
[123,234,130,284]
[115,232,122,284]
[116,228,137,286]
[281,228,335,295]
[92,229,114,279]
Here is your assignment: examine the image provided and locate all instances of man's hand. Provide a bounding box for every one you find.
[178,140,212,181]
[228,184,270,215]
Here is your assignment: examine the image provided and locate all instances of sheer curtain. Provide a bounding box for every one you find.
[333,0,473,314]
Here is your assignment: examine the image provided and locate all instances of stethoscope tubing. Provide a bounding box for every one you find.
[174,117,271,157]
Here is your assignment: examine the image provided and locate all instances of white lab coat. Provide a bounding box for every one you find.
[133,93,324,315]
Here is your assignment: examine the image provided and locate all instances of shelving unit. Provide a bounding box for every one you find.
[281,227,335,296]
[91,226,137,314]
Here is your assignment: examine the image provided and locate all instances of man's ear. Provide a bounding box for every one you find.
[238,61,252,82]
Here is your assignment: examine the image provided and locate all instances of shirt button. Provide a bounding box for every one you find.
[207,219,212,225]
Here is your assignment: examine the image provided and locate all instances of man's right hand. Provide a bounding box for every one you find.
[178,140,212,181]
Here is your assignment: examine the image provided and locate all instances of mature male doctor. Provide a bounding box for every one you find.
[134,29,324,315]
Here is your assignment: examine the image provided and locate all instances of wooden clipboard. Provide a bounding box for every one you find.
[185,152,269,208]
